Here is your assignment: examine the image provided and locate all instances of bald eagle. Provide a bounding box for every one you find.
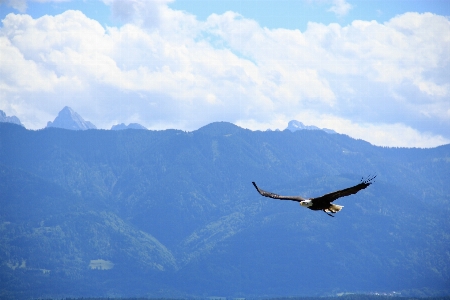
[252,175,376,217]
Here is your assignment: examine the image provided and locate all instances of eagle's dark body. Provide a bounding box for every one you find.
[252,175,376,217]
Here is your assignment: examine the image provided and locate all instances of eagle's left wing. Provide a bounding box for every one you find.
[311,175,376,204]
[252,182,306,202]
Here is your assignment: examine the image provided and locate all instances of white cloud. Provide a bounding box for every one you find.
[0,36,60,92]
[1,0,27,12]
[328,0,352,17]
[0,6,449,148]
[103,0,174,28]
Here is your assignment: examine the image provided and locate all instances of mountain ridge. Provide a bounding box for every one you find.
[1,106,341,138]
[0,121,449,299]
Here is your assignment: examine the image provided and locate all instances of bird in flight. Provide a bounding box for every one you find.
[252,175,376,217]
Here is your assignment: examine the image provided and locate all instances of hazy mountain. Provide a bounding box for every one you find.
[0,110,23,127]
[46,106,96,130]
[111,123,147,130]
[286,120,337,134]
[0,122,449,299]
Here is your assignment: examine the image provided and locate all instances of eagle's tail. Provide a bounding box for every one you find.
[325,204,344,213]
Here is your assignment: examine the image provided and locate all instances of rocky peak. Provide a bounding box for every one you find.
[46,106,96,130]
[0,110,24,127]
[286,120,336,134]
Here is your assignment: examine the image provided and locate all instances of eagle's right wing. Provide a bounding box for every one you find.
[252,182,306,202]
[311,175,376,204]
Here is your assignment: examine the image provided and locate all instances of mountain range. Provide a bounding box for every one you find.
[0,121,449,299]
[1,107,337,134]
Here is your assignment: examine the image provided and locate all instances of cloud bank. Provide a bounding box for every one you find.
[0,0,449,147]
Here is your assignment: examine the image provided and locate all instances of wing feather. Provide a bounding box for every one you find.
[252,182,306,202]
[311,175,376,204]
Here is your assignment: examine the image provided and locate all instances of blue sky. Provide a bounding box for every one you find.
[1,0,449,147]
[2,1,449,30]
[171,0,450,30]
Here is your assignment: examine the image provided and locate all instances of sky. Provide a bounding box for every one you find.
[0,0,449,148]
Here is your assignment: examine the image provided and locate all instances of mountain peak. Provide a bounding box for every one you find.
[286,120,336,134]
[0,110,24,127]
[46,106,97,130]
[111,123,147,130]
[195,121,244,136]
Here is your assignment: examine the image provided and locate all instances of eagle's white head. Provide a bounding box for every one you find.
[300,200,313,208]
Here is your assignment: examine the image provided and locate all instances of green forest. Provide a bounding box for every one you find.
[0,122,449,299]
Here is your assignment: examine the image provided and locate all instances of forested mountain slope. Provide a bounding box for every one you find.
[0,122,449,299]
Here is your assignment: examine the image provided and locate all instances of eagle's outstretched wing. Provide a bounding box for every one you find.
[252,182,307,202]
[311,175,376,204]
